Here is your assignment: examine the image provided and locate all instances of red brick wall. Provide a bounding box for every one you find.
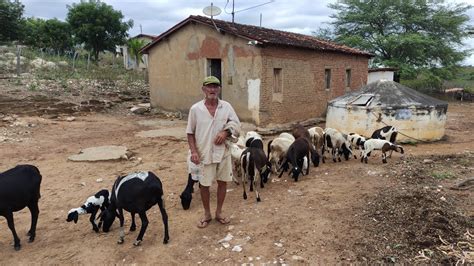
[259,46,369,126]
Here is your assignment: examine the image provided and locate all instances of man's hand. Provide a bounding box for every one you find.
[190,151,200,165]
[214,130,229,145]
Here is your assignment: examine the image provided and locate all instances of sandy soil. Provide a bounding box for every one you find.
[0,80,472,264]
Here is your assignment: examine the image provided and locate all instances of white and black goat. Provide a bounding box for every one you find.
[240,147,272,202]
[371,125,398,143]
[100,171,169,246]
[371,126,398,157]
[346,133,366,159]
[322,128,353,163]
[0,165,42,251]
[66,189,110,232]
[278,137,318,182]
[361,139,404,164]
[244,131,264,149]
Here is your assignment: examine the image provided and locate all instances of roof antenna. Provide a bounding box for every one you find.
[203,3,222,32]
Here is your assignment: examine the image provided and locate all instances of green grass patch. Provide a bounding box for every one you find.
[431,171,455,180]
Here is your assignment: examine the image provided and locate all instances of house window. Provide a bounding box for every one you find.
[207,59,221,80]
[325,69,331,90]
[207,58,222,98]
[345,69,351,88]
[273,68,282,93]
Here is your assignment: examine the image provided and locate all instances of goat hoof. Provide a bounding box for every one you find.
[28,236,35,242]
[243,194,247,200]
[257,197,261,202]
[14,244,21,251]
[129,226,136,232]
[117,238,124,244]
[163,238,169,244]
[133,240,142,246]
[93,227,99,233]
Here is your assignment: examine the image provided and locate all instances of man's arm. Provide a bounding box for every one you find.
[187,133,200,164]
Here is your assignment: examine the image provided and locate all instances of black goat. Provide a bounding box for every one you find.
[180,174,197,210]
[292,124,320,167]
[240,147,272,202]
[0,165,42,251]
[100,171,169,246]
[279,138,318,181]
[66,189,110,232]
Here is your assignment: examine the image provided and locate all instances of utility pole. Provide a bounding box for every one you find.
[232,0,235,23]
[140,24,142,34]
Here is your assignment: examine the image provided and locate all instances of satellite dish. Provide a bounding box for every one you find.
[203,4,221,17]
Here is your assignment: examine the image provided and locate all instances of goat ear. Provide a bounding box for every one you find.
[73,213,78,224]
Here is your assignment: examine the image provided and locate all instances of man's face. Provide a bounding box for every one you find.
[202,84,220,100]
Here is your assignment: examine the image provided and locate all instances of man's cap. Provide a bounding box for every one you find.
[203,76,221,86]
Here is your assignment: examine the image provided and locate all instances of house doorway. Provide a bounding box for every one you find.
[207,58,222,98]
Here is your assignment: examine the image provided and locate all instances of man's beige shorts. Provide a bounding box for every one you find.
[200,154,233,187]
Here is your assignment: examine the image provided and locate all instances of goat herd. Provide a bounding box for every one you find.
[0,125,403,251]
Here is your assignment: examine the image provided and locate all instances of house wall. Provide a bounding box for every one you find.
[259,47,369,125]
[148,23,263,123]
[368,71,394,83]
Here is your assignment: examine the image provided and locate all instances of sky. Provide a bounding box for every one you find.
[21,0,474,65]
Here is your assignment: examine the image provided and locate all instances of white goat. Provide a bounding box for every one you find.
[267,137,294,174]
[361,139,404,164]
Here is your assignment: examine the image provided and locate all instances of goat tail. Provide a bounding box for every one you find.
[29,165,43,199]
[266,140,273,160]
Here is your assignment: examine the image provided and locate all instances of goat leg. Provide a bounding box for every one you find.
[134,212,148,246]
[130,212,136,232]
[255,171,261,202]
[27,201,39,241]
[117,208,125,244]
[242,173,247,200]
[5,212,21,250]
[89,208,99,233]
[157,197,169,244]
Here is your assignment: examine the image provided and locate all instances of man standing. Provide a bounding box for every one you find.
[186,76,241,228]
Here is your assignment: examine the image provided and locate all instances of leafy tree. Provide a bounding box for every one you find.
[21,18,46,47]
[324,0,472,81]
[66,0,133,61]
[22,18,73,53]
[0,0,24,42]
[127,38,146,69]
[42,19,74,53]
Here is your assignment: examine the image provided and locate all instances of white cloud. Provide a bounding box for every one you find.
[21,0,474,65]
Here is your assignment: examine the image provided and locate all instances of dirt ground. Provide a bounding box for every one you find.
[0,77,472,264]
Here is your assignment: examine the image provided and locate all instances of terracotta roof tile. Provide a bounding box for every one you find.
[142,15,373,57]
